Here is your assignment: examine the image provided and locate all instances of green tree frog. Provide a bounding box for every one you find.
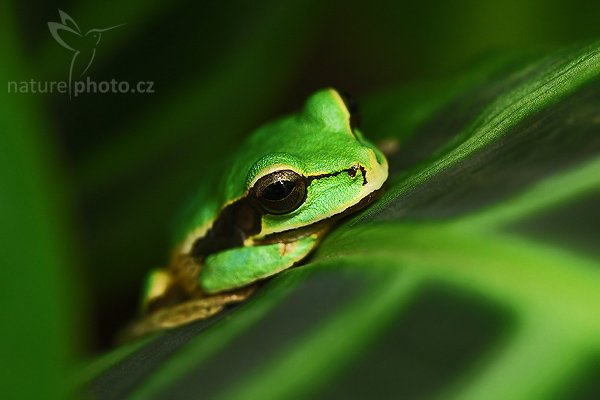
[127,88,388,338]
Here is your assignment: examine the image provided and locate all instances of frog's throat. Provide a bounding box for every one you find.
[185,165,373,261]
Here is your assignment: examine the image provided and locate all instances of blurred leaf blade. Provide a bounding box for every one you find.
[359,40,600,224]
[0,4,79,400]
[319,224,600,399]
[457,154,600,230]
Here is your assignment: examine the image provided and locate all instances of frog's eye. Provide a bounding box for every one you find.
[253,170,307,215]
[338,90,360,128]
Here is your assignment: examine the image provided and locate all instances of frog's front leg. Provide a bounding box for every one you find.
[125,256,253,341]
[141,253,208,312]
[123,283,254,341]
[141,268,177,312]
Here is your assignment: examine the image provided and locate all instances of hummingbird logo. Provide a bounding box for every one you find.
[48,10,123,97]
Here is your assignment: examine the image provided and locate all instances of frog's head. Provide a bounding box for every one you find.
[228,88,388,240]
[174,89,389,294]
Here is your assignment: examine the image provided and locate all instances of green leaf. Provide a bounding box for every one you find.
[82,39,600,399]
[0,4,78,400]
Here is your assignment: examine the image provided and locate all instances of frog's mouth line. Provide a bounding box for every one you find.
[188,165,371,261]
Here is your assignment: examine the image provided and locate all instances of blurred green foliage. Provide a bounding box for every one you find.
[0,5,78,400]
[3,0,600,399]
